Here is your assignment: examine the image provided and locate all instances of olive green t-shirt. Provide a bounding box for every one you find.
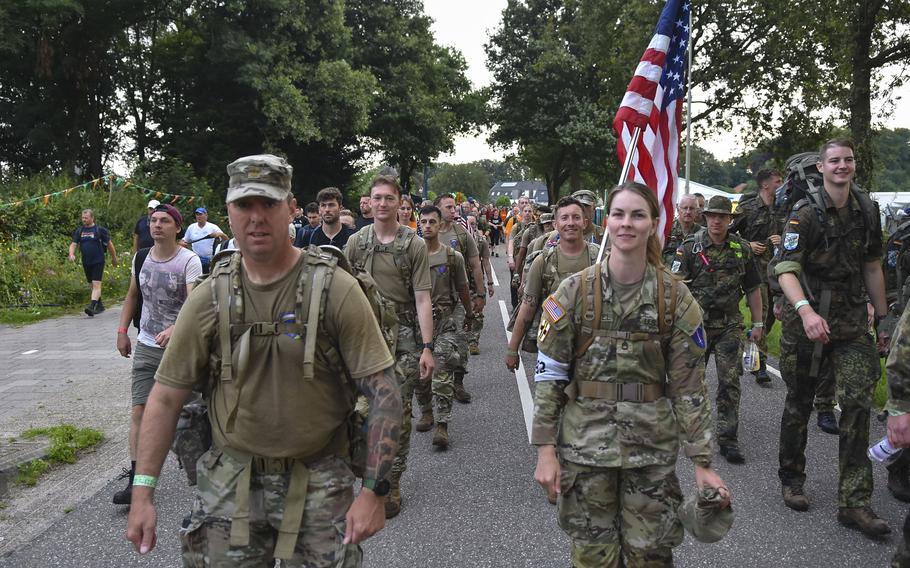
[524,247,593,306]
[428,245,468,307]
[344,225,431,306]
[439,223,479,261]
[155,252,395,458]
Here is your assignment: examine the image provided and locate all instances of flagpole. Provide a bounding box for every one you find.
[597,126,642,264]
[684,5,693,195]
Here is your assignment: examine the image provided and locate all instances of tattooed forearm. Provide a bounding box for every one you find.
[355,366,402,482]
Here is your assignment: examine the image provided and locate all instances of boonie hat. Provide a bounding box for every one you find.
[677,486,734,543]
[147,199,161,209]
[226,154,293,204]
[572,189,598,206]
[702,195,738,216]
[195,207,207,214]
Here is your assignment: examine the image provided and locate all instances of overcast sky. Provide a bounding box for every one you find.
[423,0,909,166]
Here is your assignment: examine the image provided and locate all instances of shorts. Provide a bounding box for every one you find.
[83,263,104,283]
[131,341,165,406]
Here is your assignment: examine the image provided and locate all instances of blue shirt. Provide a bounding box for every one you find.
[72,225,110,266]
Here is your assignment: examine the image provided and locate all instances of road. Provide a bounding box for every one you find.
[0,251,905,567]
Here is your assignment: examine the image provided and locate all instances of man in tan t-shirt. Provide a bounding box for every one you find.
[413,205,474,449]
[126,155,400,567]
[345,175,435,519]
[467,214,495,355]
[435,194,486,403]
[506,196,599,374]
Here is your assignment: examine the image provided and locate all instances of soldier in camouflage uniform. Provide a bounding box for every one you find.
[506,197,598,374]
[770,138,892,538]
[673,196,764,464]
[884,306,910,566]
[533,182,729,567]
[466,214,495,355]
[126,155,402,566]
[730,169,782,386]
[345,175,437,519]
[662,194,701,266]
[413,205,475,449]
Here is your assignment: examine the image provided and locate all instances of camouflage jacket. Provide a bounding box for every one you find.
[771,189,883,342]
[532,258,714,468]
[662,219,701,266]
[886,306,910,415]
[672,229,761,327]
[730,194,779,277]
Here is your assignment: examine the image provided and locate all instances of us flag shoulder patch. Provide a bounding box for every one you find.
[542,295,566,323]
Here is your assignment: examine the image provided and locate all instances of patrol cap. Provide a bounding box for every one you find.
[677,486,734,543]
[539,213,554,224]
[571,189,598,206]
[226,154,293,204]
[702,195,739,216]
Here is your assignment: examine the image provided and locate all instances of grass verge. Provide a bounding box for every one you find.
[14,424,105,487]
[0,306,79,326]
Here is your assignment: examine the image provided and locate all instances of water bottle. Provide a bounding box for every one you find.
[869,435,903,465]
[742,333,760,372]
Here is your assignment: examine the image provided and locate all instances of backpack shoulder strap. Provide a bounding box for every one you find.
[574,263,603,358]
[656,266,677,337]
[297,248,338,381]
[212,252,243,384]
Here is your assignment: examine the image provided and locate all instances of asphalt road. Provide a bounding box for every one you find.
[0,250,906,567]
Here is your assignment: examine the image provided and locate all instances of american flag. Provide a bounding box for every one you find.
[613,0,690,240]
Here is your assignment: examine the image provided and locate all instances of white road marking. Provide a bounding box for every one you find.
[499,300,534,442]
[490,265,499,287]
[766,364,781,379]
[21,349,38,355]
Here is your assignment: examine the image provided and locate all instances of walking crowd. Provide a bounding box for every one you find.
[58,138,910,567]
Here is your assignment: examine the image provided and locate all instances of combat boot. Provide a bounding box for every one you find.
[781,484,809,511]
[888,465,910,503]
[415,410,434,432]
[112,463,134,505]
[720,445,745,464]
[432,422,449,450]
[817,411,839,434]
[85,300,98,317]
[385,472,402,519]
[95,298,105,314]
[753,356,771,387]
[453,372,472,404]
[469,342,480,355]
[838,506,891,539]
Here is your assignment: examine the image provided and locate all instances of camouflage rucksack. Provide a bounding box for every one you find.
[885,219,910,312]
[171,245,397,484]
[353,224,417,301]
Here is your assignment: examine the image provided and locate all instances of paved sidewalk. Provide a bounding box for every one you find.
[0,307,135,555]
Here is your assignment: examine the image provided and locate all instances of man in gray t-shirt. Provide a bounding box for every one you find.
[114,204,202,505]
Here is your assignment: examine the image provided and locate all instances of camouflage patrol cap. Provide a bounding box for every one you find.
[677,486,734,543]
[702,195,739,216]
[571,189,598,206]
[226,154,293,204]
[540,213,554,224]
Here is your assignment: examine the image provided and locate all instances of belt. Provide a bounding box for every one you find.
[573,380,664,402]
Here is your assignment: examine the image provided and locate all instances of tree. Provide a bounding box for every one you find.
[486,0,657,204]
[428,163,494,201]
[345,0,483,194]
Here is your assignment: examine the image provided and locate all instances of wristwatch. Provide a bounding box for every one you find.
[362,478,391,496]
[421,342,435,352]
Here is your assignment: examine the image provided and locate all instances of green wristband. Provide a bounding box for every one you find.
[133,474,158,488]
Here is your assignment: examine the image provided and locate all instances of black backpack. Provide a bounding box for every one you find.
[131,247,152,329]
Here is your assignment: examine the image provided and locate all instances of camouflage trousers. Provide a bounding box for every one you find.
[453,306,470,378]
[180,451,360,567]
[558,460,683,568]
[704,324,744,447]
[777,333,879,507]
[415,315,462,423]
[393,323,423,477]
[468,312,485,349]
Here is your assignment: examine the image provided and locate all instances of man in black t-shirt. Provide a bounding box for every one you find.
[132,199,159,251]
[69,208,119,316]
[301,186,356,248]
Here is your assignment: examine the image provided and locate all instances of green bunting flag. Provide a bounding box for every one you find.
[0,175,206,210]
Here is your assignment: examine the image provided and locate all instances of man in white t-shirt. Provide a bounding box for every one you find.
[114,204,202,505]
[180,207,228,271]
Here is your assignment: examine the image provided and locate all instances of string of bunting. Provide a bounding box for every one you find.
[0,174,206,210]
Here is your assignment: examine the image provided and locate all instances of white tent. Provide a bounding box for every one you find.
[676,178,741,203]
